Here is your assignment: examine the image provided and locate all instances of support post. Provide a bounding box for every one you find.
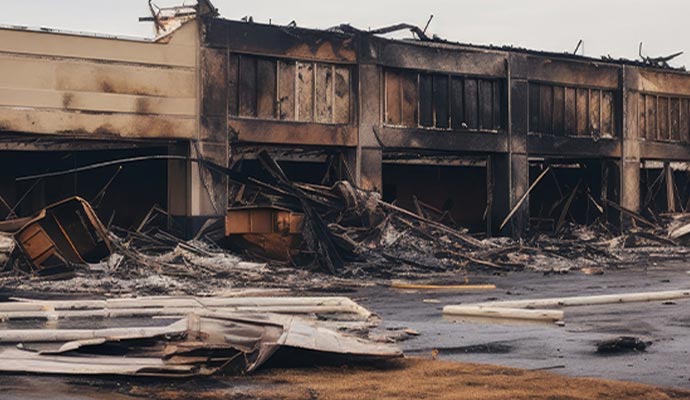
[619,66,641,227]
[664,161,676,212]
[355,60,383,192]
[492,57,530,237]
[167,45,229,239]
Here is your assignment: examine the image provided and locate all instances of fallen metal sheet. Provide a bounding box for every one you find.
[0,295,375,321]
[0,197,112,277]
[0,312,401,377]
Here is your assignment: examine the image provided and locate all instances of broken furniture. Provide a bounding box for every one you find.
[225,206,304,261]
[0,197,112,277]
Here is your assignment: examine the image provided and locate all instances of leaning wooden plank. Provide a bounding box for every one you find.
[391,282,496,291]
[499,166,551,231]
[476,289,690,309]
[442,305,564,322]
[602,199,658,229]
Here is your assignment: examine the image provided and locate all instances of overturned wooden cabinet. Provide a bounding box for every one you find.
[224,206,304,261]
[0,197,112,277]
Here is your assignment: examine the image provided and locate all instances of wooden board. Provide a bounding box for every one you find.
[434,75,450,129]
[238,55,257,117]
[297,62,314,122]
[256,58,277,119]
[385,70,402,125]
[278,60,296,120]
[333,66,351,124]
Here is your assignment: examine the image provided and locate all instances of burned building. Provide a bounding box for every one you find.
[1,2,690,238]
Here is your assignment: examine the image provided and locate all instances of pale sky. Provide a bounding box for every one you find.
[2,0,689,68]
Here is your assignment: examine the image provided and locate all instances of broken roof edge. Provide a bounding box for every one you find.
[215,17,688,74]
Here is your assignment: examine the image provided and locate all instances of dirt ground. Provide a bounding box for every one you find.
[105,358,690,400]
[255,358,690,400]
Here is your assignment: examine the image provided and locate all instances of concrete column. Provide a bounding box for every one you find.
[620,67,641,217]
[356,59,383,192]
[167,44,230,239]
[167,140,228,238]
[492,72,530,237]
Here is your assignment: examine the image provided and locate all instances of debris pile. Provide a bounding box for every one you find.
[3,152,690,294]
[0,296,400,377]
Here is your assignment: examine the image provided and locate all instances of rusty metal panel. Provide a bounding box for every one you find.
[315,64,334,123]
[238,55,258,117]
[278,60,296,120]
[256,58,277,119]
[297,62,314,122]
[333,66,351,124]
[433,75,450,129]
